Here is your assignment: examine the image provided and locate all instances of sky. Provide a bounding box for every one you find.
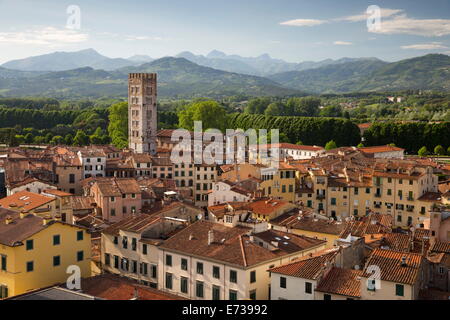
[0,0,450,64]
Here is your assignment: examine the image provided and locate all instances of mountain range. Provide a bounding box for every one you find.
[0,49,449,98]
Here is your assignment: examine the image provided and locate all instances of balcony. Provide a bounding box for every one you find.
[316,194,325,200]
[374,193,382,198]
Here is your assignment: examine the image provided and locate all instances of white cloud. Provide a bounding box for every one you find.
[401,42,448,50]
[0,27,88,46]
[340,8,404,22]
[280,19,327,27]
[370,14,450,37]
[334,41,352,46]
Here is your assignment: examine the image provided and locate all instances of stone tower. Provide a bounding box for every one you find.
[128,73,157,155]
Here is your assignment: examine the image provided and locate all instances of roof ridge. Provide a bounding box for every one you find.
[239,235,248,267]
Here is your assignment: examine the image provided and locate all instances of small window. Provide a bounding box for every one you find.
[229,290,238,300]
[197,262,204,274]
[166,254,172,266]
[324,294,331,300]
[26,239,34,250]
[142,244,148,255]
[53,235,61,246]
[77,231,84,241]
[395,284,404,297]
[305,282,312,294]
[250,270,256,283]
[180,277,188,294]
[26,261,34,272]
[249,290,256,300]
[230,270,237,283]
[213,266,220,279]
[77,251,84,262]
[280,276,287,288]
[196,281,204,298]
[165,273,173,290]
[53,256,61,267]
[181,258,188,271]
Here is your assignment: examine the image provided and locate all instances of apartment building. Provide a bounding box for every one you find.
[101,214,186,289]
[208,180,253,206]
[260,163,296,202]
[0,208,91,298]
[157,220,326,300]
[53,153,82,195]
[360,249,425,300]
[85,177,142,223]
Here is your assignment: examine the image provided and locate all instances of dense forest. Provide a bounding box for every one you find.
[0,95,449,155]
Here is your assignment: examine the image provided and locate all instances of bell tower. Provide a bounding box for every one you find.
[128,73,157,155]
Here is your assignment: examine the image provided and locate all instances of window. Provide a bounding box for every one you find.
[249,290,256,300]
[181,258,188,271]
[331,198,337,205]
[196,281,204,298]
[367,279,376,291]
[166,254,172,266]
[111,209,116,216]
[69,174,75,184]
[165,273,173,289]
[229,290,238,300]
[26,261,34,272]
[122,236,128,249]
[230,270,237,283]
[77,231,84,241]
[324,294,331,300]
[77,251,84,262]
[141,263,148,275]
[197,262,203,274]
[213,266,220,279]
[181,277,188,294]
[105,254,110,266]
[114,255,119,268]
[250,271,256,283]
[26,239,34,250]
[395,284,404,297]
[280,276,286,288]
[212,285,221,300]
[132,238,137,251]
[151,265,157,278]
[0,285,8,299]
[113,236,118,245]
[53,256,61,266]
[1,255,6,271]
[142,244,148,255]
[305,282,312,294]
[132,260,137,273]
[53,235,61,245]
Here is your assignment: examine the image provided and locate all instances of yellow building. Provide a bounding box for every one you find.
[261,163,296,203]
[0,208,91,298]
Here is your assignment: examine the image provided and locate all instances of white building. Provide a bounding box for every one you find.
[208,181,252,206]
[78,149,107,179]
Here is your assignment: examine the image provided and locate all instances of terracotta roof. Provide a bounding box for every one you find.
[418,192,442,202]
[160,220,324,267]
[362,249,423,285]
[359,145,404,154]
[268,250,338,280]
[70,196,96,211]
[42,189,73,197]
[93,178,141,196]
[381,233,412,252]
[76,274,186,300]
[247,199,293,216]
[316,267,362,298]
[0,190,54,212]
[0,208,70,246]
[270,210,346,235]
[103,214,161,235]
[430,241,450,254]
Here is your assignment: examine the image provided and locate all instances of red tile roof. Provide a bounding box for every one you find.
[316,267,362,298]
[362,249,423,285]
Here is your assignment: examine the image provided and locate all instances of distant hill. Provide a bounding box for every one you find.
[176,50,382,76]
[269,54,450,93]
[269,59,388,93]
[0,57,299,98]
[1,49,141,71]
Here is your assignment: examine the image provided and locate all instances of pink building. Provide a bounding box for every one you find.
[88,178,142,223]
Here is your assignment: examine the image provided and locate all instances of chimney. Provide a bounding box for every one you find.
[208,230,214,245]
[19,211,27,219]
[401,256,407,267]
[5,216,13,225]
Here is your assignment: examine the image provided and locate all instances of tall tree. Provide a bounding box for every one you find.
[108,102,128,149]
